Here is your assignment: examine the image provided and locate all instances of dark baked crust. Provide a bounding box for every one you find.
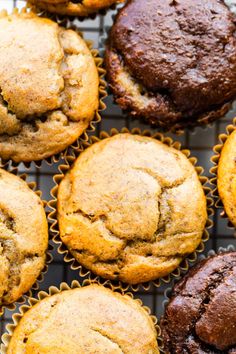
[105,0,236,131]
[160,252,236,353]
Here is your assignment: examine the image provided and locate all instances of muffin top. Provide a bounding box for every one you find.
[57,134,207,284]
[0,169,48,307]
[0,10,99,162]
[7,285,159,354]
[28,0,122,16]
[217,129,236,227]
[105,0,236,130]
[161,252,236,353]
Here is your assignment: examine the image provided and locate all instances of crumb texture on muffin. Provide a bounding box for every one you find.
[28,0,122,16]
[105,0,236,130]
[7,285,159,353]
[57,134,207,284]
[0,169,48,306]
[0,11,99,162]
[161,252,236,354]
[218,129,236,227]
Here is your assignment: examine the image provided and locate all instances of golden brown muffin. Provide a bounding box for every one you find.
[0,169,48,307]
[27,0,123,16]
[0,10,99,163]
[57,134,208,284]
[7,285,159,354]
[217,129,236,227]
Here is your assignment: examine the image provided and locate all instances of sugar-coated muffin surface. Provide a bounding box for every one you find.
[161,252,236,353]
[7,285,159,354]
[105,0,236,130]
[0,11,99,162]
[28,0,122,16]
[0,169,48,307]
[57,134,207,284]
[218,129,236,227]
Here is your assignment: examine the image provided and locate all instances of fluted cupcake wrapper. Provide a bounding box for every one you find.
[210,116,236,232]
[0,278,164,354]
[27,1,124,21]
[48,127,213,293]
[98,4,236,135]
[0,165,53,317]
[0,6,107,170]
[162,244,236,311]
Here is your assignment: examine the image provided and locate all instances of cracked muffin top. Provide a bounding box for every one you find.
[7,284,159,354]
[217,129,236,227]
[27,0,123,16]
[0,169,48,307]
[105,0,236,131]
[0,10,99,162]
[57,134,207,284]
[160,252,236,354]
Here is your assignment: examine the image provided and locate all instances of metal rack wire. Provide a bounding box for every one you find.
[0,0,236,339]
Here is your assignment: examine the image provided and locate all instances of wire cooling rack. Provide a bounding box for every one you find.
[0,0,236,339]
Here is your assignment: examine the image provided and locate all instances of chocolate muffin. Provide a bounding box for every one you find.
[105,0,236,131]
[0,169,48,307]
[6,285,159,353]
[27,0,123,16]
[57,133,208,285]
[161,252,236,353]
[0,10,99,162]
[217,129,236,227]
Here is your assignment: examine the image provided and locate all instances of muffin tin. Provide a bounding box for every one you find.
[0,0,236,346]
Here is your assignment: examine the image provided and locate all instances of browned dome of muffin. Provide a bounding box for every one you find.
[7,285,159,354]
[57,134,207,285]
[105,0,236,130]
[0,169,48,307]
[0,11,99,163]
[28,0,123,16]
[161,252,236,353]
[217,129,236,227]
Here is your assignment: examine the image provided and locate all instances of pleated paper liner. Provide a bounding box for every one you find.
[27,1,124,21]
[0,6,107,170]
[0,166,53,317]
[162,244,236,309]
[1,279,164,354]
[48,127,213,293]
[210,117,236,231]
[98,4,236,136]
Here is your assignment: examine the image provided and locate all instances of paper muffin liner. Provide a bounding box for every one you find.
[1,278,164,354]
[0,165,53,317]
[0,6,107,170]
[27,1,124,21]
[210,117,236,231]
[99,5,236,136]
[48,127,213,293]
[162,244,236,309]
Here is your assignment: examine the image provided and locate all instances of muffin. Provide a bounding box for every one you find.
[217,129,236,227]
[57,133,208,285]
[105,0,236,131]
[6,284,159,353]
[27,0,123,17]
[0,10,99,163]
[0,169,48,307]
[161,252,236,353]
